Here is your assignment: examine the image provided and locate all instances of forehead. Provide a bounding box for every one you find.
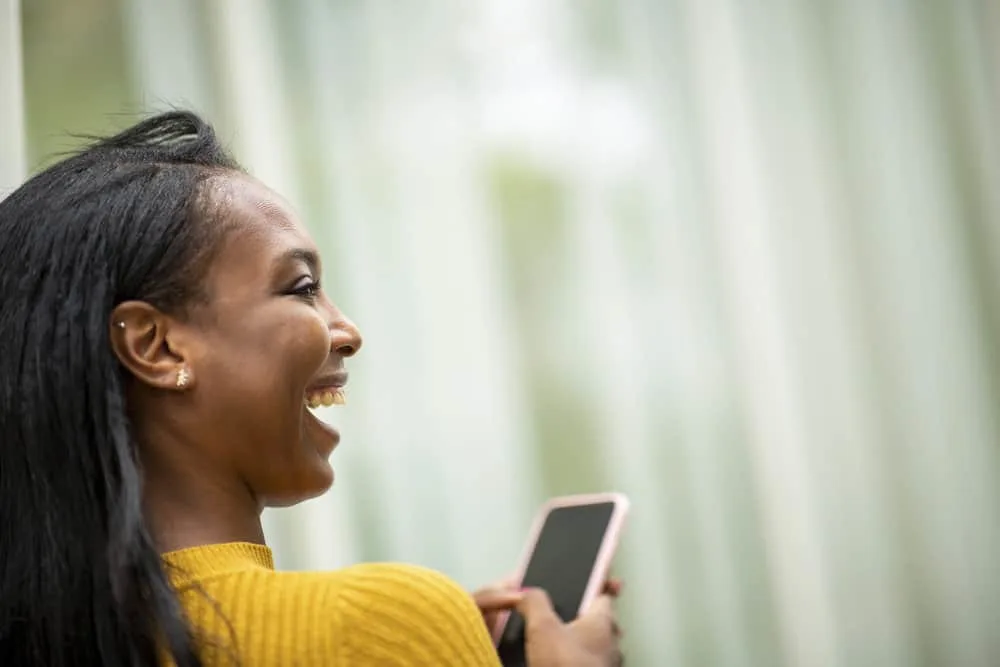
[198,175,321,296]
[215,174,313,242]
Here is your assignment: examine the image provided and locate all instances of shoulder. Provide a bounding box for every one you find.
[330,561,477,610]
[185,562,500,666]
[326,563,501,666]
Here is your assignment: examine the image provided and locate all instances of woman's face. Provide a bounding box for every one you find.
[173,174,362,507]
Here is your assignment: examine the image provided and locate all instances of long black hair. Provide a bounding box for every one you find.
[0,111,242,666]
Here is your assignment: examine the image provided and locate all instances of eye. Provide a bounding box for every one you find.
[289,276,321,301]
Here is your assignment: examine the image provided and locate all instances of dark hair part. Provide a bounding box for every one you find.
[0,111,242,666]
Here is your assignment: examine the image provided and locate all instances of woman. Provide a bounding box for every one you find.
[0,111,623,666]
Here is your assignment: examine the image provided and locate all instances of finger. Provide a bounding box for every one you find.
[516,588,562,634]
[471,574,520,603]
[603,577,624,597]
[473,589,525,611]
[472,574,520,600]
[574,594,617,641]
[581,594,615,620]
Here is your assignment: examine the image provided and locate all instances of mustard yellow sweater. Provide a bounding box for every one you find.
[163,542,503,666]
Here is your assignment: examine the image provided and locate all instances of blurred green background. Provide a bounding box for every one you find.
[5,0,1000,665]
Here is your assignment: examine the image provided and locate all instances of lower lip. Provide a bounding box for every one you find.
[303,407,340,452]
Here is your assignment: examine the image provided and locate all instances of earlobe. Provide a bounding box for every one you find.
[109,301,194,391]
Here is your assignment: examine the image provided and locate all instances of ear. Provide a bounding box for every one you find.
[109,300,197,391]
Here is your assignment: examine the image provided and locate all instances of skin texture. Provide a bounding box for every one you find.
[110,173,361,553]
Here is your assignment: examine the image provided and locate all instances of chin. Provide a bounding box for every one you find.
[262,462,335,508]
[306,460,336,497]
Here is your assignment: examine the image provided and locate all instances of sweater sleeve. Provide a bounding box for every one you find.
[335,562,503,666]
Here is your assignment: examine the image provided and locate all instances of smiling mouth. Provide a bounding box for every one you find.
[304,369,349,410]
[304,387,346,409]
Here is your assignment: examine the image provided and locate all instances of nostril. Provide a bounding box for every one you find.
[329,315,362,357]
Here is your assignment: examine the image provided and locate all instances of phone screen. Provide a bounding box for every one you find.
[496,501,616,666]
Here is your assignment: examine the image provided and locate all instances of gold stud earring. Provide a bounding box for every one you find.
[176,367,191,390]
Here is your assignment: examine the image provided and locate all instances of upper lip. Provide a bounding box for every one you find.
[306,369,348,393]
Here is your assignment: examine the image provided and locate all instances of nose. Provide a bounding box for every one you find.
[328,305,362,358]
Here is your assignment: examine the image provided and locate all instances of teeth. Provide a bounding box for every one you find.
[305,388,346,408]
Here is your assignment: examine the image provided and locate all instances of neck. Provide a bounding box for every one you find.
[144,473,266,553]
[138,426,265,554]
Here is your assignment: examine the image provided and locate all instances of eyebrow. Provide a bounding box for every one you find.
[276,248,321,275]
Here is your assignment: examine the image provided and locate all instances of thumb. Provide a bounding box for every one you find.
[581,594,614,619]
[572,594,615,636]
[516,588,562,634]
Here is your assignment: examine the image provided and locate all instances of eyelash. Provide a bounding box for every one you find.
[290,279,321,300]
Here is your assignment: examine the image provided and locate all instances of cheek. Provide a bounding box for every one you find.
[200,310,330,477]
[196,307,329,418]
[284,310,331,382]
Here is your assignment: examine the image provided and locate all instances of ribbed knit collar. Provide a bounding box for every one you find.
[162,542,275,587]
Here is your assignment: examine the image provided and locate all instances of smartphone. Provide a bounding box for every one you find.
[493,492,630,665]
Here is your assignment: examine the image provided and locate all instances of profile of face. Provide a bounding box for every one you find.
[113,173,361,509]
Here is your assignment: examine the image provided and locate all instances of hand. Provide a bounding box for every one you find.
[517,587,624,667]
[472,577,624,636]
[471,575,521,635]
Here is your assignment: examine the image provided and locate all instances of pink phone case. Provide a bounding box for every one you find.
[491,492,630,645]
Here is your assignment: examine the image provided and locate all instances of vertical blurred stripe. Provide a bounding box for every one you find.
[120,0,216,119]
[204,0,301,204]
[836,2,1000,665]
[0,0,24,195]
[678,0,841,665]
[734,1,916,665]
